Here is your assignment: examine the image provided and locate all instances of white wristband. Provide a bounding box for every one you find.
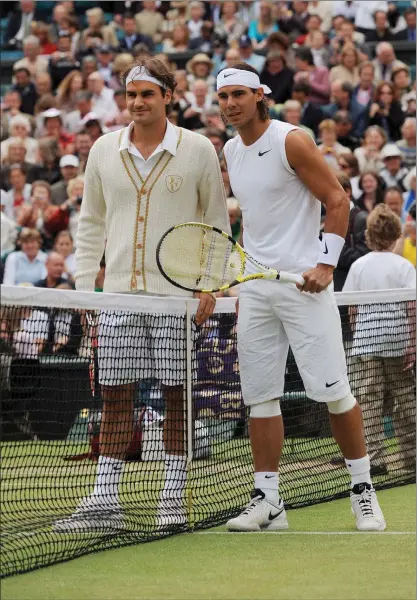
[318,233,345,267]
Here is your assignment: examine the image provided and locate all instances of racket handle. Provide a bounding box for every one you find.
[278,271,305,286]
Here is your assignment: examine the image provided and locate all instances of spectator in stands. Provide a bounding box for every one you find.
[3,228,47,287]
[394,201,416,266]
[118,14,153,53]
[178,79,210,130]
[49,30,81,90]
[135,1,165,44]
[107,53,133,92]
[32,137,61,185]
[35,72,53,97]
[51,155,80,206]
[35,252,67,288]
[40,108,75,153]
[344,204,416,474]
[216,47,241,75]
[94,44,116,85]
[73,130,92,174]
[13,67,38,116]
[77,7,117,55]
[294,46,330,106]
[356,171,385,213]
[384,186,404,220]
[87,71,118,122]
[392,66,412,105]
[14,35,49,79]
[403,7,416,42]
[1,165,32,220]
[337,152,361,200]
[80,113,105,144]
[48,2,71,43]
[162,23,190,53]
[353,61,375,108]
[372,42,406,83]
[333,110,360,152]
[323,80,366,137]
[354,125,387,173]
[53,230,76,279]
[214,2,246,45]
[205,127,226,157]
[291,81,323,137]
[186,54,216,93]
[31,20,57,55]
[237,35,266,73]
[189,20,215,54]
[318,119,351,170]
[1,90,33,141]
[330,43,360,86]
[280,99,314,138]
[379,144,409,192]
[397,118,416,170]
[276,0,309,40]
[81,56,98,86]
[0,115,38,165]
[333,171,369,292]
[309,31,331,69]
[402,167,416,221]
[329,17,367,63]
[4,0,40,49]
[0,138,36,190]
[368,81,405,142]
[187,1,205,40]
[248,1,279,48]
[60,175,84,242]
[56,70,84,114]
[64,91,92,134]
[365,10,396,42]
[260,51,294,106]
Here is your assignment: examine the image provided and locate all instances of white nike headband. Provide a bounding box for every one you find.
[125,66,167,89]
[216,68,272,95]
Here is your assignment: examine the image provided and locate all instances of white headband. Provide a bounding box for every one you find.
[126,66,167,89]
[216,68,272,95]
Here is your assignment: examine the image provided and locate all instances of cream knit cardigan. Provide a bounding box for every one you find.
[75,126,230,294]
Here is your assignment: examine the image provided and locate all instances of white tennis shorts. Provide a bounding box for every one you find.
[237,280,351,405]
[98,311,186,387]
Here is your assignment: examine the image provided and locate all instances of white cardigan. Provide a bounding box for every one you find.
[75,126,229,294]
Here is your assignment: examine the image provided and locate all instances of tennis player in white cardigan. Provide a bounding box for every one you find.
[55,56,229,532]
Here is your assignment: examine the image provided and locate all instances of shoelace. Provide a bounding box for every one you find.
[241,495,263,516]
[357,488,375,518]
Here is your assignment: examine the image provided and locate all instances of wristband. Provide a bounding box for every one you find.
[318,233,345,267]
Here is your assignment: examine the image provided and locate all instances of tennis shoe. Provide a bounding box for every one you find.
[156,496,187,529]
[350,483,386,531]
[53,494,124,532]
[226,489,288,532]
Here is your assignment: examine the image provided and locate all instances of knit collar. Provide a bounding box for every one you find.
[119,118,178,158]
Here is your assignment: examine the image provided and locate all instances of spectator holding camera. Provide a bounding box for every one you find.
[368,81,405,142]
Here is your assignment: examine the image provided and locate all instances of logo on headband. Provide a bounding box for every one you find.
[166,175,183,193]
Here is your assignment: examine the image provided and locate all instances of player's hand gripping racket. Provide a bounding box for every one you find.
[156,222,305,293]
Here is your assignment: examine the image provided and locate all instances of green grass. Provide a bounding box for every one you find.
[2,485,415,600]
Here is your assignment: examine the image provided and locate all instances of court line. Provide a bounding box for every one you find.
[193,531,415,535]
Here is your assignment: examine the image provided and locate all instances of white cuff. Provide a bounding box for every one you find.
[318,233,345,267]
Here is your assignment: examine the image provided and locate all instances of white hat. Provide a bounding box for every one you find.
[42,108,62,119]
[381,144,402,159]
[59,155,80,168]
[81,111,102,126]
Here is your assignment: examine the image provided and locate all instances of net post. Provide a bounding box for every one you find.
[185,299,194,528]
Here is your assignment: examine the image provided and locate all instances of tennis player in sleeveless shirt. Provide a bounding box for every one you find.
[217,64,386,532]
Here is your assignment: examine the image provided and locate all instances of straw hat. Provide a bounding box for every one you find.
[186,53,213,74]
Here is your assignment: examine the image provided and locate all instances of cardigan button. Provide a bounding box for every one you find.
[135,270,141,276]
[137,243,143,249]
[141,188,148,195]
[138,216,144,222]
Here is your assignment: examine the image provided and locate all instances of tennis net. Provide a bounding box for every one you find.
[1,284,415,577]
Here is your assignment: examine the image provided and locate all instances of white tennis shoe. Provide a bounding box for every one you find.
[53,494,124,533]
[226,489,289,532]
[350,483,386,531]
[156,496,187,529]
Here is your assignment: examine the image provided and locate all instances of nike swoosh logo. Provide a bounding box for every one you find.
[258,150,271,157]
[224,73,234,78]
[326,380,339,388]
[268,507,284,521]
[323,242,329,254]
[264,475,275,479]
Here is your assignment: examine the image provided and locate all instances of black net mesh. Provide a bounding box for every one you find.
[1,287,415,578]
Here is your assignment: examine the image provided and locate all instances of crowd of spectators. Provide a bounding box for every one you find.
[0,0,416,294]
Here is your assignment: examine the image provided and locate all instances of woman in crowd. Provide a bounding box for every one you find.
[338,152,362,200]
[356,170,386,213]
[214,1,246,45]
[162,24,190,53]
[31,21,57,55]
[1,165,32,220]
[3,228,47,286]
[108,53,134,91]
[77,7,117,55]
[260,51,294,105]
[0,115,39,165]
[248,1,278,49]
[368,81,405,142]
[53,230,76,280]
[392,65,412,104]
[56,70,85,113]
[354,125,387,173]
[353,61,376,108]
[317,119,351,170]
[330,43,360,86]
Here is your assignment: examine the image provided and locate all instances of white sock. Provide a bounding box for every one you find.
[93,455,124,500]
[345,455,372,488]
[254,472,280,505]
[162,453,187,500]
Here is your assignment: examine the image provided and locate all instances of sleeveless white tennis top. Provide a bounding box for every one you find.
[223,120,321,275]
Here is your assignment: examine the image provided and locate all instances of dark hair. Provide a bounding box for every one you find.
[114,88,126,98]
[335,171,352,193]
[338,152,360,177]
[121,55,177,115]
[333,110,352,124]
[266,31,289,50]
[123,12,136,21]
[357,170,386,209]
[384,185,404,198]
[404,7,416,16]
[292,81,311,95]
[340,82,354,96]
[13,67,31,77]
[218,62,270,122]
[295,47,314,66]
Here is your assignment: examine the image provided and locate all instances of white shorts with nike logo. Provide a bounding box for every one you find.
[237,279,351,405]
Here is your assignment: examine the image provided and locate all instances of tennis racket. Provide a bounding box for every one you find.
[156,222,305,294]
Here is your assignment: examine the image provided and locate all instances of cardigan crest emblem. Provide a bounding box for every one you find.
[165,175,183,193]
